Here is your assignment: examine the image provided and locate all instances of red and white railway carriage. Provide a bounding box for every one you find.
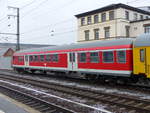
[12,38,133,78]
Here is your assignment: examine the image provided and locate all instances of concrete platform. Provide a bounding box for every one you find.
[0,93,40,113]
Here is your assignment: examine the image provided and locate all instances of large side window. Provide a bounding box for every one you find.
[40,55,45,61]
[34,55,38,61]
[18,56,23,62]
[78,53,86,63]
[103,51,114,63]
[46,55,51,61]
[29,56,33,62]
[90,52,99,63]
[117,51,126,63]
[52,54,58,62]
[140,49,145,62]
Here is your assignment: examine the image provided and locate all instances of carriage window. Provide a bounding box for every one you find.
[34,55,38,61]
[103,51,114,63]
[140,49,145,62]
[52,54,58,62]
[78,53,86,63]
[46,55,51,61]
[117,51,126,63]
[90,52,99,63]
[18,56,23,62]
[29,56,34,61]
[40,55,45,61]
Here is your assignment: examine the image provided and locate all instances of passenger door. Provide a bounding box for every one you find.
[24,55,29,67]
[146,48,150,78]
[68,52,77,71]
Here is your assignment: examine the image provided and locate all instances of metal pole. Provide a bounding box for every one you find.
[16,8,20,51]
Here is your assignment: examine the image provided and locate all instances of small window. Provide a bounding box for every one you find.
[134,13,138,21]
[125,11,129,20]
[29,56,33,62]
[140,49,145,62]
[94,29,99,40]
[84,30,90,41]
[140,15,143,20]
[90,52,99,63]
[46,55,51,61]
[104,27,110,38]
[78,53,86,63]
[87,16,91,24]
[94,15,99,23]
[103,51,114,63]
[81,17,85,26]
[101,13,106,22]
[145,25,150,33]
[109,11,114,20]
[40,55,45,61]
[117,51,126,63]
[52,54,58,62]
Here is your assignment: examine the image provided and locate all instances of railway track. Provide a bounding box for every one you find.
[0,85,74,113]
[0,74,150,113]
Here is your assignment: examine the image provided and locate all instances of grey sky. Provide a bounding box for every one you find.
[0,0,150,45]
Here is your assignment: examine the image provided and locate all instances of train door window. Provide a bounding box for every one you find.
[40,55,45,62]
[78,53,86,63]
[140,49,145,62]
[29,56,33,62]
[25,56,28,62]
[69,53,72,62]
[46,55,51,61]
[69,53,75,62]
[52,54,58,62]
[117,50,126,63]
[90,52,99,63]
[103,51,114,63]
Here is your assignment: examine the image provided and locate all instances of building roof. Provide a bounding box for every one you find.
[0,43,52,50]
[15,38,134,55]
[75,3,150,18]
[0,48,14,57]
[130,18,150,23]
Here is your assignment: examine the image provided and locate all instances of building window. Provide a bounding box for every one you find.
[125,11,129,20]
[103,51,114,63]
[94,15,99,23]
[134,13,138,21]
[101,13,106,22]
[104,27,110,38]
[90,52,99,63]
[146,16,149,19]
[87,16,92,24]
[109,11,114,20]
[40,55,45,61]
[140,15,143,20]
[81,17,85,26]
[125,26,130,37]
[145,25,150,33]
[94,29,99,40]
[78,53,86,63]
[84,30,90,41]
[117,51,126,63]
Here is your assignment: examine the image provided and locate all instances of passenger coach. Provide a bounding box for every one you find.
[12,34,150,81]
